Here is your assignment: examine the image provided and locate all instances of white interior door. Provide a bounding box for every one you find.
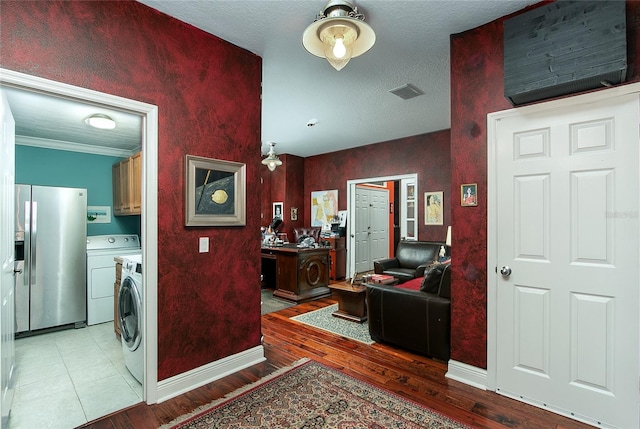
[353,186,389,274]
[354,186,371,274]
[492,90,639,428]
[0,89,16,427]
[369,188,389,262]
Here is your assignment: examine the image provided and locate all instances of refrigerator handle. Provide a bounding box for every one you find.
[24,200,31,286]
[31,201,37,283]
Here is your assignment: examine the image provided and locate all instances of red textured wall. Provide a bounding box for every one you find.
[304,130,451,242]
[1,1,262,380]
[449,0,640,369]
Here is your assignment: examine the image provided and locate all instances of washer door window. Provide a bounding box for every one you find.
[119,277,142,351]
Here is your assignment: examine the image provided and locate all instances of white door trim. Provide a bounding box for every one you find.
[487,82,640,395]
[347,173,417,279]
[0,68,160,404]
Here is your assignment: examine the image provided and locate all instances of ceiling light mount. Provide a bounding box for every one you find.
[262,142,283,171]
[84,113,116,130]
[302,0,375,71]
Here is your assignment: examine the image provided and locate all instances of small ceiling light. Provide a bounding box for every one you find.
[302,0,375,71]
[84,113,116,130]
[262,142,283,172]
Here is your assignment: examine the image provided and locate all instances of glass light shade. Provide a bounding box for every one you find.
[320,22,357,71]
[262,157,282,171]
[84,113,116,130]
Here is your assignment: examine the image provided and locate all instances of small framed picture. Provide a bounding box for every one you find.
[424,191,443,225]
[461,183,478,207]
[273,202,283,219]
[290,207,298,221]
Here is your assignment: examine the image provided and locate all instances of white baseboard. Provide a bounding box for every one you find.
[156,345,266,403]
[445,360,488,390]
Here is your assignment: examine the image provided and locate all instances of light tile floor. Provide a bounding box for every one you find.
[8,322,142,429]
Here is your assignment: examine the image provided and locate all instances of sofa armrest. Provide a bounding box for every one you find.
[373,258,399,274]
[415,262,434,278]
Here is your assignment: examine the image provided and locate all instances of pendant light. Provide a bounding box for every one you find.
[302,0,376,71]
[262,142,283,171]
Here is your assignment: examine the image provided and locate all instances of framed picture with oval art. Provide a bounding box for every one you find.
[185,155,246,226]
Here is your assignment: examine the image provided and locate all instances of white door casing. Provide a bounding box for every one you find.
[0,68,159,404]
[369,188,389,262]
[488,84,640,428]
[347,173,416,278]
[0,89,16,428]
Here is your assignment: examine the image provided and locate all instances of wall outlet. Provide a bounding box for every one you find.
[199,237,209,253]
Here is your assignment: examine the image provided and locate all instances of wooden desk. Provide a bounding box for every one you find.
[261,245,331,302]
[328,282,367,322]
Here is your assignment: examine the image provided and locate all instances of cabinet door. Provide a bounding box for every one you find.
[130,152,142,214]
[112,162,125,215]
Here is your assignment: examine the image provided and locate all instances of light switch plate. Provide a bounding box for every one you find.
[199,237,209,253]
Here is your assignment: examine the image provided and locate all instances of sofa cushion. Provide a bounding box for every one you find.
[420,262,449,293]
[395,241,441,269]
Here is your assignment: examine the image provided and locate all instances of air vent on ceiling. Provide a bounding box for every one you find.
[389,84,424,100]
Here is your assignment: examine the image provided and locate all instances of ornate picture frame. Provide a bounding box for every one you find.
[185,155,246,226]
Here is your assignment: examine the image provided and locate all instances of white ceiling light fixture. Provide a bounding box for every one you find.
[84,113,116,130]
[262,142,283,171]
[302,0,375,71]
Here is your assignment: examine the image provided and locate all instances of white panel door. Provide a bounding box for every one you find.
[494,93,639,428]
[369,188,389,263]
[354,187,371,274]
[0,90,16,426]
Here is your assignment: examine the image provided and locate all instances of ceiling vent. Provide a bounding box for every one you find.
[389,84,424,100]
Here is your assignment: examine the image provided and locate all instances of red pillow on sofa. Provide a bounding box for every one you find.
[396,277,422,291]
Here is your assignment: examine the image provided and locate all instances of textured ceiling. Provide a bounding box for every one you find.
[4,0,534,158]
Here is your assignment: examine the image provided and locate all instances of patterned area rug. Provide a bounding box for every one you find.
[291,304,374,344]
[162,359,470,429]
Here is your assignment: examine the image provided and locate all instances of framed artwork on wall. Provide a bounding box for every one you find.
[290,207,298,221]
[461,183,478,207]
[273,202,283,220]
[184,155,246,226]
[310,189,338,228]
[424,191,443,225]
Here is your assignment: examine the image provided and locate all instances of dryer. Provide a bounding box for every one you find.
[86,235,140,325]
[119,254,143,383]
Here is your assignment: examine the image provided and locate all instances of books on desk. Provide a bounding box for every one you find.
[370,274,395,284]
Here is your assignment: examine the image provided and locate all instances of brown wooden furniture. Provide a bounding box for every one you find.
[113,257,123,339]
[328,281,367,322]
[112,151,142,216]
[325,237,346,280]
[261,245,331,302]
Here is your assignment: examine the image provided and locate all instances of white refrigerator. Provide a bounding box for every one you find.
[14,185,87,334]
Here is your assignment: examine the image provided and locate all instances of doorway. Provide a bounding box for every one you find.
[0,68,159,423]
[347,173,418,278]
[487,83,640,428]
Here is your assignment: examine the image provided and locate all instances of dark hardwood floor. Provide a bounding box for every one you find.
[82,294,593,429]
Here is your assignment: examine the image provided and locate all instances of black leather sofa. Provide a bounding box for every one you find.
[374,240,444,283]
[367,263,451,360]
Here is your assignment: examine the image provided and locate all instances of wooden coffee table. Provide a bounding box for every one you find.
[328,282,368,323]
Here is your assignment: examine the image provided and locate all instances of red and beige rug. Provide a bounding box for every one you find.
[163,358,469,429]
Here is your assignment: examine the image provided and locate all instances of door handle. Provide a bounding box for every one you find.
[14,268,22,274]
[500,266,512,277]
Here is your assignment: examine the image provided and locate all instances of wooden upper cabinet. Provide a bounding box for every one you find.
[113,152,142,216]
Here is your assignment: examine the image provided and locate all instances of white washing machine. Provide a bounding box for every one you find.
[86,235,141,325]
[119,254,143,383]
